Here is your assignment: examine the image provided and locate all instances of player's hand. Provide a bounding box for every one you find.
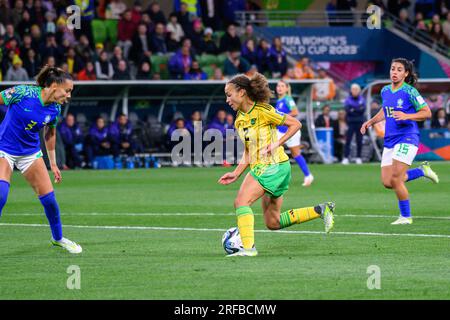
[51,164,62,184]
[218,172,238,185]
[360,121,372,135]
[261,142,279,157]
[393,111,410,121]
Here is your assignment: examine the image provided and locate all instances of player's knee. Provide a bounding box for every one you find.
[382,180,392,189]
[265,218,280,230]
[390,174,402,188]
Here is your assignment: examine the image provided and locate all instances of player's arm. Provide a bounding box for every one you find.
[361,108,385,134]
[393,106,431,121]
[218,148,249,185]
[263,114,301,156]
[44,126,62,183]
[287,97,299,117]
[0,94,4,105]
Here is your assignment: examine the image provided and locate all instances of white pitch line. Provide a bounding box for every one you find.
[0,223,450,239]
[4,212,450,220]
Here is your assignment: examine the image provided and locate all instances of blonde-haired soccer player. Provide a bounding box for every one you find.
[218,73,335,257]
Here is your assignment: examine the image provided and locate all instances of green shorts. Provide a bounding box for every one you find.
[250,161,291,198]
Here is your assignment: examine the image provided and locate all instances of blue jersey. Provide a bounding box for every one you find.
[0,85,61,156]
[381,83,427,148]
[275,95,296,133]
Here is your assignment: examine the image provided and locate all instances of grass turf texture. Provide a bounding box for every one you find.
[0,163,449,299]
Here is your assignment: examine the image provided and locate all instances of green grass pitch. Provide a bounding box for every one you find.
[0,163,449,299]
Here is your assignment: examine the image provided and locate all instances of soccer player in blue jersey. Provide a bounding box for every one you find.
[275,80,314,186]
[360,58,439,225]
[0,66,82,253]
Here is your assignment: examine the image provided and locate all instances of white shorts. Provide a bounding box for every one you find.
[381,143,418,167]
[0,150,43,173]
[277,130,301,148]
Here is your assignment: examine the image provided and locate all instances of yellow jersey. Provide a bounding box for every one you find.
[235,102,289,170]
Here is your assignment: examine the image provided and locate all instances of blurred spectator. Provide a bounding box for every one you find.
[109,113,136,158]
[30,0,46,27]
[334,110,348,161]
[110,45,124,72]
[45,55,56,68]
[199,27,218,55]
[95,50,114,80]
[5,54,29,81]
[136,61,153,80]
[75,34,94,62]
[167,118,190,149]
[224,50,250,76]
[208,109,227,137]
[294,56,315,79]
[169,44,192,79]
[426,94,445,111]
[140,12,155,34]
[211,67,225,80]
[413,12,424,26]
[444,12,450,44]
[17,9,33,36]
[185,110,204,137]
[4,23,19,43]
[241,24,258,44]
[105,0,127,20]
[256,39,271,74]
[19,34,34,59]
[200,0,221,30]
[131,23,152,63]
[40,33,63,64]
[282,68,296,80]
[222,0,245,26]
[113,60,131,80]
[64,46,84,77]
[43,10,56,35]
[241,39,258,66]
[0,1,12,25]
[77,61,97,80]
[395,8,412,33]
[174,0,201,17]
[147,1,167,25]
[431,108,449,128]
[59,113,84,169]
[336,0,357,26]
[342,83,365,165]
[388,0,411,18]
[176,2,193,37]
[85,116,112,167]
[131,0,143,24]
[190,19,205,54]
[268,37,287,78]
[184,60,208,80]
[2,50,15,76]
[315,104,336,129]
[166,12,185,51]
[312,68,336,101]
[430,22,445,45]
[23,48,39,78]
[219,23,241,53]
[326,0,339,26]
[117,10,137,60]
[150,22,168,54]
[428,14,442,31]
[225,113,235,130]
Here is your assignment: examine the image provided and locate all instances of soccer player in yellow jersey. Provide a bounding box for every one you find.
[218,73,335,257]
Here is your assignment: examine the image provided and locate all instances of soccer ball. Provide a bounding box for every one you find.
[222,227,243,254]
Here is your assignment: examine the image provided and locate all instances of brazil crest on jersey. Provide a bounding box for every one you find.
[235,102,289,169]
[275,95,297,133]
[380,82,427,148]
[0,85,61,156]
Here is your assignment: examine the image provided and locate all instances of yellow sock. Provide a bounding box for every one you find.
[279,207,320,229]
[236,206,254,249]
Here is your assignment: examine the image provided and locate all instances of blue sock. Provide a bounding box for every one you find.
[398,199,411,218]
[294,155,310,177]
[39,191,63,241]
[406,168,424,182]
[0,180,10,217]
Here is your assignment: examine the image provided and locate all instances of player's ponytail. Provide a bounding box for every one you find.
[391,58,418,87]
[36,65,72,88]
[228,72,273,103]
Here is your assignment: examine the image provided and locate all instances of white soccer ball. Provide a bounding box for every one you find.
[222,227,243,254]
